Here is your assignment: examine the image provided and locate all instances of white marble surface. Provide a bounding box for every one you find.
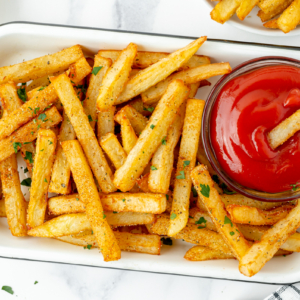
[0,0,298,299]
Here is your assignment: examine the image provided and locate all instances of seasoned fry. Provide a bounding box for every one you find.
[258,0,289,13]
[98,50,210,70]
[191,165,250,260]
[83,55,112,130]
[96,43,137,112]
[0,45,83,85]
[227,204,294,225]
[169,99,205,236]
[97,107,115,140]
[100,133,127,169]
[52,73,115,193]
[141,63,231,105]
[26,75,51,92]
[115,37,207,104]
[188,207,217,232]
[0,106,62,163]
[27,129,57,228]
[0,82,36,174]
[100,192,166,214]
[0,58,91,141]
[268,109,300,149]
[49,111,76,194]
[257,0,294,22]
[211,0,243,24]
[278,0,300,33]
[239,200,300,277]
[237,0,259,20]
[114,80,189,191]
[62,140,120,261]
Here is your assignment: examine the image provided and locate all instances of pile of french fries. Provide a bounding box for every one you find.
[0,36,299,277]
[210,0,300,33]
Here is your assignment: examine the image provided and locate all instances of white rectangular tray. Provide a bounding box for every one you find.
[1,22,300,284]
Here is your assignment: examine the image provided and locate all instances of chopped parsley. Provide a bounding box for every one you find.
[221,183,236,195]
[13,142,22,153]
[49,140,53,145]
[183,160,190,168]
[191,186,198,197]
[38,113,47,122]
[34,107,40,114]
[143,106,154,113]
[24,167,29,174]
[102,212,106,219]
[24,151,33,164]
[230,231,235,236]
[224,216,233,227]
[150,166,157,171]
[170,213,177,220]
[200,184,210,198]
[195,216,207,229]
[34,281,38,284]
[92,66,103,76]
[291,183,298,192]
[44,178,48,183]
[88,115,93,122]
[84,244,92,249]
[161,136,167,145]
[17,86,27,102]
[122,199,125,202]
[2,286,13,295]
[150,124,155,129]
[176,171,185,179]
[21,178,32,187]
[166,194,169,200]
[161,237,172,246]
[38,86,46,91]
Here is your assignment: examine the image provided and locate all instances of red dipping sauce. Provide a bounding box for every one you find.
[210,65,300,193]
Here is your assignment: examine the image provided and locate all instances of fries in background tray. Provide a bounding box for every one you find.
[209,0,300,33]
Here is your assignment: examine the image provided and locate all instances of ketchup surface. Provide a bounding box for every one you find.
[210,65,300,193]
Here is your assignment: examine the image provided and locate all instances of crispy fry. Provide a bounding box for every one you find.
[211,0,243,24]
[169,99,205,236]
[0,106,62,163]
[26,75,51,92]
[97,107,116,140]
[27,129,57,228]
[268,109,300,149]
[62,140,120,261]
[83,55,112,130]
[49,111,76,194]
[237,0,259,20]
[52,73,115,193]
[0,45,83,85]
[227,204,294,225]
[114,80,189,191]
[278,0,300,33]
[191,165,250,260]
[239,200,300,277]
[0,58,91,141]
[115,37,207,104]
[258,0,289,13]
[141,63,231,105]
[98,50,210,70]
[100,133,127,169]
[263,19,279,28]
[257,0,294,22]
[96,43,137,112]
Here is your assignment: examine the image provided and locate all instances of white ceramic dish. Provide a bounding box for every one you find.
[204,0,300,37]
[1,21,300,284]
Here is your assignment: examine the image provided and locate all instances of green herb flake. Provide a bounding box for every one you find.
[150,166,157,171]
[17,87,27,102]
[291,183,298,192]
[25,151,33,164]
[2,286,14,295]
[49,140,53,145]
[38,86,46,91]
[161,136,167,145]
[161,237,172,246]
[150,124,155,129]
[170,213,177,220]
[230,231,235,236]
[200,184,210,198]
[122,199,125,202]
[34,107,40,114]
[88,115,93,122]
[195,216,207,229]
[191,186,197,197]
[87,244,92,249]
[143,106,154,113]
[224,216,233,227]
[221,183,236,195]
[102,212,106,219]
[92,66,103,76]
[38,113,47,122]
[34,281,38,285]
[13,142,22,153]
[183,160,190,168]
[44,178,48,183]
[24,167,29,174]
[176,170,185,179]
[21,178,32,187]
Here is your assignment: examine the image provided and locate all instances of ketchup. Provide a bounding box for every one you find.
[210,65,300,193]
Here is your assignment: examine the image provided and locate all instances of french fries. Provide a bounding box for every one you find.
[83,55,112,130]
[239,200,300,277]
[141,63,231,105]
[211,0,243,24]
[97,107,115,140]
[27,129,57,228]
[113,80,189,191]
[237,0,259,20]
[48,111,75,194]
[0,45,83,85]
[227,204,294,225]
[98,50,210,70]
[168,99,205,236]
[52,73,116,193]
[96,43,137,112]
[188,207,217,232]
[62,140,121,261]
[268,109,300,149]
[115,37,207,104]
[48,194,85,215]
[191,165,250,260]
[0,106,62,163]
[258,0,294,22]
[100,133,127,169]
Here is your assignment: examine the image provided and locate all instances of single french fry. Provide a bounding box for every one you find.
[237,0,259,20]
[115,37,207,104]
[115,105,148,135]
[100,133,127,169]
[148,103,186,194]
[96,43,137,112]
[98,50,210,70]
[83,55,112,130]
[52,73,115,193]
[0,45,83,85]
[101,192,166,214]
[257,0,294,22]
[0,106,62,163]
[239,200,300,277]
[62,140,120,261]
[168,99,205,236]
[0,57,91,141]
[141,63,231,105]
[27,129,57,228]
[191,165,250,260]
[211,0,243,24]
[48,194,85,215]
[49,111,76,194]
[0,82,36,174]
[268,109,300,149]
[97,107,116,140]
[188,207,217,232]
[115,111,138,154]
[278,0,300,33]
[114,80,189,191]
